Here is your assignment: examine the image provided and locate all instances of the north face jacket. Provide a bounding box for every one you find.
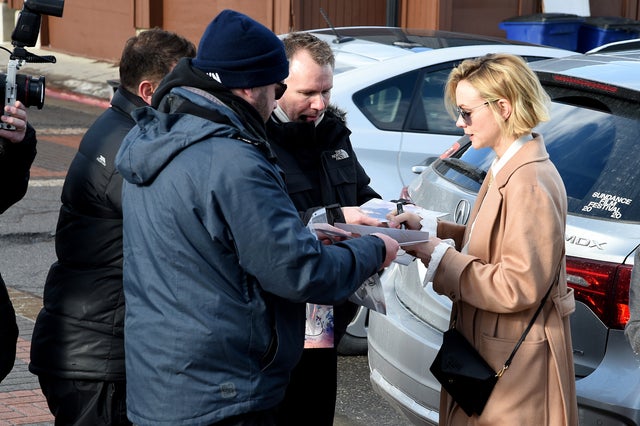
[266,107,380,340]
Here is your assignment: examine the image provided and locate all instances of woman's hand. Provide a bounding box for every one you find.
[405,237,442,267]
[386,211,422,230]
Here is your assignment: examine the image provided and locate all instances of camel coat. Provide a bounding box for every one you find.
[433,135,578,425]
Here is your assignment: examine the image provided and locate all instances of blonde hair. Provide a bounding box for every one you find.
[282,32,335,69]
[444,53,550,139]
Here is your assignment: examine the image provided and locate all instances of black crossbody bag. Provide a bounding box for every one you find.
[429,280,555,417]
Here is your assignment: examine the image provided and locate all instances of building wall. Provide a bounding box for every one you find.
[5,0,640,63]
[161,0,280,50]
[291,0,387,31]
[448,0,539,37]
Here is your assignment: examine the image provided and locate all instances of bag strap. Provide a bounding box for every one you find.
[495,279,555,377]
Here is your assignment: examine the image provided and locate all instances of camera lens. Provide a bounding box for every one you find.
[17,74,45,109]
[0,73,45,109]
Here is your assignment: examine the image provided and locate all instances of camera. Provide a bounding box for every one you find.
[0,0,64,130]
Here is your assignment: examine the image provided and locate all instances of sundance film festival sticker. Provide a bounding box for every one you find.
[582,192,632,219]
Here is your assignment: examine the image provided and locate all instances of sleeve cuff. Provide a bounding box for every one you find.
[423,239,455,286]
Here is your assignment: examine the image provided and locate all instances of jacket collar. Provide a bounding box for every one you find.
[463,133,548,249]
[111,86,147,115]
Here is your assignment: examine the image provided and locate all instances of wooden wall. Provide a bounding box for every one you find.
[7,0,640,62]
[290,0,388,31]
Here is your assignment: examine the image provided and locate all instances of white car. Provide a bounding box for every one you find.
[293,27,574,354]
[302,26,575,201]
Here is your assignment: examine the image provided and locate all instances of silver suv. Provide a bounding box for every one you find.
[368,45,640,424]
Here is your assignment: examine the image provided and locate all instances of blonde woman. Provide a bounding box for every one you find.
[393,53,578,425]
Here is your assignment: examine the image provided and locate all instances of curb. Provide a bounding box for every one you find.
[45,87,110,109]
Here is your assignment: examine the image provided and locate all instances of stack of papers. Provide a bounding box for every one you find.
[333,223,430,247]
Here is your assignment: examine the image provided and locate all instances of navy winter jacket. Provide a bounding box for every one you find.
[114,59,386,425]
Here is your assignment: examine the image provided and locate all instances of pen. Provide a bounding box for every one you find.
[396,202,406,229]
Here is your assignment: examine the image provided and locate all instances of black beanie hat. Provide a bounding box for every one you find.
[192,9,289,89]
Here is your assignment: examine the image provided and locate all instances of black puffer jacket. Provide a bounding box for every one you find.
[267,106,379,212]
[0,125,37,213]
[29,88,146,381]
[266,107,380,339]
[0,125,37,383]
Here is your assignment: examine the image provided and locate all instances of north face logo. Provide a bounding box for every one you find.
[331,149,349,161]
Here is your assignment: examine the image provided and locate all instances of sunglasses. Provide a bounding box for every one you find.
[456,101,489,124]
[275,82,287,100]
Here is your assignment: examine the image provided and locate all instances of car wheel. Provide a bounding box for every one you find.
[337,332,368,355]
[337,306,369,356]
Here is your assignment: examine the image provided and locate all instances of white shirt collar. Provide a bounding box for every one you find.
[490,133,533,177]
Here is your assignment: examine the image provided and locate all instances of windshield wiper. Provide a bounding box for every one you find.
[440,158,487,185]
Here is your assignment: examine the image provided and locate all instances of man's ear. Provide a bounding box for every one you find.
[230,87,261,105]
[138,80,156,105]
[231,87,254,98]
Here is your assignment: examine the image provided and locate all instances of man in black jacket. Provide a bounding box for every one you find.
[266,32,382,426]
[0,101,37,383]
[29,29,195,426]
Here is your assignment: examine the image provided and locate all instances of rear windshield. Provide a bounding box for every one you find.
[433,87,640,222]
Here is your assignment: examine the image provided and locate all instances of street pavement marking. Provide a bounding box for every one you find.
[37,127,87,135]
[6,288,43,321]
[28,179,65,187]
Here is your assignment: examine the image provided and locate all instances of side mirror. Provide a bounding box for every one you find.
[411,156,438,174]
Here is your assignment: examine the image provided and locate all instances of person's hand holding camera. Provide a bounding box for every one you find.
[0,101,29,143]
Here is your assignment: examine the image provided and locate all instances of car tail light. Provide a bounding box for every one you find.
[565,256,632,330]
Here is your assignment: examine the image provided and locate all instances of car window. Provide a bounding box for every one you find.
[433,143,492,192]
[407,56,555,136]
[352,70,418,131]
[406,65,463,136]
[433,92,640,222]
[353,56,558,136]
[543,101,639,221]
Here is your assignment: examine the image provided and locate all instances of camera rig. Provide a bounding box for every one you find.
[0,0,64,130]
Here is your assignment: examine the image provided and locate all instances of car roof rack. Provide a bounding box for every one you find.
[586,38,640,54]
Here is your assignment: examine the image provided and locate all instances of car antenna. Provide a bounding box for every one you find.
[320,7,354,44]
[390,28,423,49]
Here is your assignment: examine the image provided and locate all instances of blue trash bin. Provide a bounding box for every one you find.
[499,13,584,51]
[577,16,640,52]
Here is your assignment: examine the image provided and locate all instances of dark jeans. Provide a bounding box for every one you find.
[209,408,277,425]
[38,375,131,426]
[0,275,18,383]
[276,347,337,426]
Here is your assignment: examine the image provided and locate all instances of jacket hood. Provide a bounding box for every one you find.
[116,57,276,186]
[151,58,220,108]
